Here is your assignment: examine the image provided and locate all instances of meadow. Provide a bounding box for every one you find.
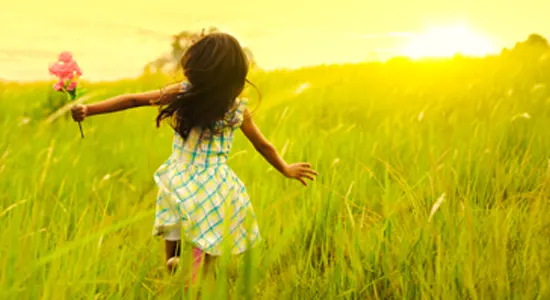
[1,53,550,299]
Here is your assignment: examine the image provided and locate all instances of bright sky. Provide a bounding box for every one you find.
[1,0,548,81]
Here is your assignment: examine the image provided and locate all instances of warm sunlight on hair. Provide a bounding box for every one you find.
[401,24,497,59]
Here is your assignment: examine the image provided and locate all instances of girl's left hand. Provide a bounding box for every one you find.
[284,163,318,186]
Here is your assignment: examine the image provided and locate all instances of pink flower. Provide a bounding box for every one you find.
[51,62,76,81]
[70,61,82,77]
[49,63,61,76]
[49,51,84,95]
[67,81,77,91]
[58,51,73,63]
[53,81,64,91]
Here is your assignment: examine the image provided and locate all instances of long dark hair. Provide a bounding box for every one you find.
[156,32,251,139]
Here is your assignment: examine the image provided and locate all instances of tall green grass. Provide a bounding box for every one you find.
[1,59,550,299]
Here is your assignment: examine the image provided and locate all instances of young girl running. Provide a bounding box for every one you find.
[71,32,318,282]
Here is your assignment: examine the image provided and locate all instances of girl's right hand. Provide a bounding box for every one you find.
[71,104,88,122]
[284,163,318,186]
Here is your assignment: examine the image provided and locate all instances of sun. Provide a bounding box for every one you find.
[401,24,496,59]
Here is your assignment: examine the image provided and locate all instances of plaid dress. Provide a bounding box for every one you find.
[152,92,261,256]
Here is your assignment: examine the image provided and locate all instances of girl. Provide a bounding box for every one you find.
[71,33,318,283]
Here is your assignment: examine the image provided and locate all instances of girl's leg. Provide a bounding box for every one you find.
[163,225,217,283]
[164,226,182,273]
[190,248,217,284]
[165,240,181,273]
[203,253,217,276]
[165,240,181,260]
[190,247,204,283]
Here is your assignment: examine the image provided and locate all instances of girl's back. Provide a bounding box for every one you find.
[170,96,248,168]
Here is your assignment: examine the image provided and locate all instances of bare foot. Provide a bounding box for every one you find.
[166,256,180,273]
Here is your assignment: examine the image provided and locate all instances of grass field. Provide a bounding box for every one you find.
[1,57,550,299]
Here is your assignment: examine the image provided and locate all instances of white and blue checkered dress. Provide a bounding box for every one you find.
[152,84,261,255]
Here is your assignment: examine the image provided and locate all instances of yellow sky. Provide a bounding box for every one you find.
[1,0,548,81]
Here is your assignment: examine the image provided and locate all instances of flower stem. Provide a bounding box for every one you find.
[78,122,84,138]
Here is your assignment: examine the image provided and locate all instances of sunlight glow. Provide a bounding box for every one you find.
[401,24,497,59]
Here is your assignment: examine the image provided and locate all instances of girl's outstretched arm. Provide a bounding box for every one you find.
[240,108,318,186]
[71,83,182,121]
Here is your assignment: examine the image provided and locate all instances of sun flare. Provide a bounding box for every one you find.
[401,24,496,59]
